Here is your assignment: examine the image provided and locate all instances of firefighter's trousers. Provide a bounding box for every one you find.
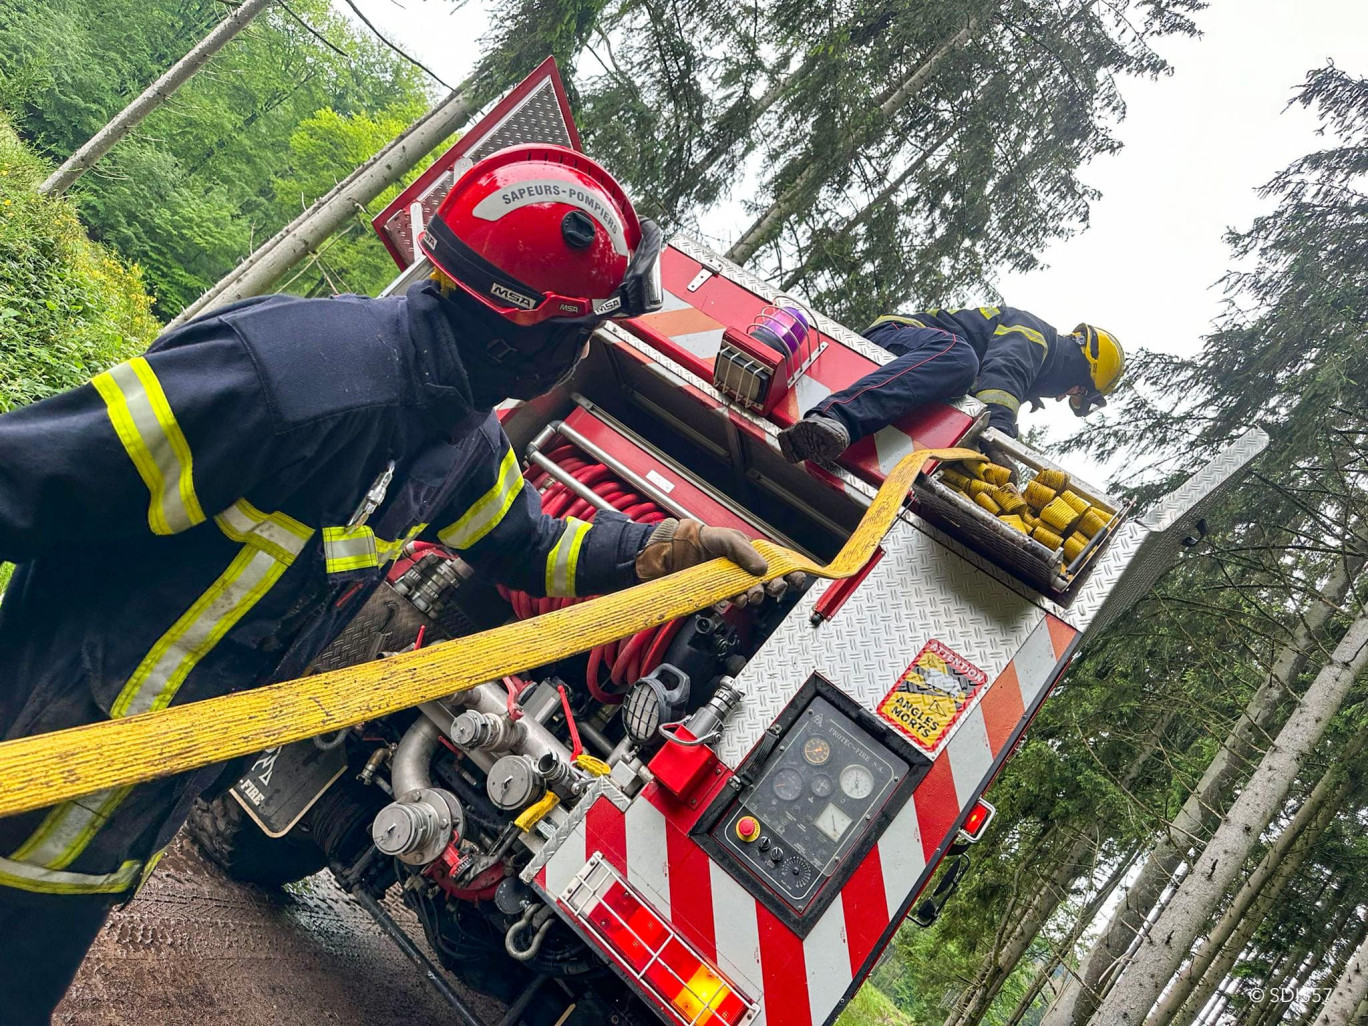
[811,323,980,442]
[0,688,202,1024]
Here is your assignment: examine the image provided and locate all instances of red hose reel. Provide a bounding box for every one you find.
[496,442,686,704]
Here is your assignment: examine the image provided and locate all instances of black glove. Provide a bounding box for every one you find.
[980,440,1022,485]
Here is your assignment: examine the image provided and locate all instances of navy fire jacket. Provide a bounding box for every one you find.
[0,282,650,743]
[868,306,1082,436]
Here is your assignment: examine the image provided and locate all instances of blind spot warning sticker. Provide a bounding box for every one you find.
[877,640,988,755]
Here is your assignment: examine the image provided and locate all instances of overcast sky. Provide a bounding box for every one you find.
[339,0,1367,483]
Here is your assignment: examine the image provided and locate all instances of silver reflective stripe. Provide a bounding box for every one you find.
[546,517,592,598]
[94,359,204,535]
[437,447,525,550]
[322,526,379,573]
[0,855,143,895]
[111,546,293,718]
[8,787,129,870]
[216,500,312,564]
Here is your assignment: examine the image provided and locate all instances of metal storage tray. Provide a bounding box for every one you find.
[911,429,1128,596]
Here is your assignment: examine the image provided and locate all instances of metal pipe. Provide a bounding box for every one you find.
[524,450,615,511]
[392,716,441,797]
[423,686,578,794]
[497,974,549,1026]
[350,886,488,1026]
[551,421,701,521]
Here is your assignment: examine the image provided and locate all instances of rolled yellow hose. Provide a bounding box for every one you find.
[1034,469,1069,492]
[1063,532,1089,562]
[1040,496,1081,533]
[974,492,1002,515]
[992,487,1027,515]
[1032,525,1064,550]
[941,468,973,490]
[1059,490,1091,515]
[1022,480,1056,510]
[998,514,1029,535]
[1076,508,1111,538]
[981,464,1013,487]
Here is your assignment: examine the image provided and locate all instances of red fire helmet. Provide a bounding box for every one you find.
[419,144,661,326]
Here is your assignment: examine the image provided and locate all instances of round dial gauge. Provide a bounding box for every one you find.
[782,856,814,893]
[840,763,875,800]
[771,767,804,801]
[810,773,834,798]
[802,736,831,766]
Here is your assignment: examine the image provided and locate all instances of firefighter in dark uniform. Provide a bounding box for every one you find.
[777,306,1126,471]
[0,145,785,1022]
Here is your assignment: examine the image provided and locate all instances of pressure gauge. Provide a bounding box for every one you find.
[839,763,875,800]
[772,767,804,801]
[810,773,834,798]
[803,736,831,765]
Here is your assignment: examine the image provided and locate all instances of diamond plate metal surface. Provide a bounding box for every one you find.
[1069,429,1268,639]
[519,777,628,885]
[719,518,1045,767]
[1143,428,1268,531]
[467,78,574,160]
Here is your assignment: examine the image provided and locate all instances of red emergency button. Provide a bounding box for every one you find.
[736,817,761,842]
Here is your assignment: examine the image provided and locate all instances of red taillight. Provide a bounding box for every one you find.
[565,855,755,1025]
[959,798,996,843]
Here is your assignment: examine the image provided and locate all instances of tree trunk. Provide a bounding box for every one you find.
[724,18,979,265]
[947,711,1174,1026]
[1311,920,1368,1026]
[168,76,477,326]
[1087,608,1368,1024]
[1155,732,1363,1026]
[1041,561,1359,1026]
[38,0,276,196]
[999,846,1143,1026]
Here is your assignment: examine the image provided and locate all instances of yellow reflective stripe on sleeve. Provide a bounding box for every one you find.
[993,323,1048,351]
[8,786,132,870]
[91,357,205,536]
[110,535,309,719]
[0,855,143,895]
[975,389,1021,413]
[437,447,525,550]
[978,306,1001,318]
[545,517,592,598]
[215,499,312,565]
[322,526,379,573]
[868,314,926,330]
[375,524,428,565]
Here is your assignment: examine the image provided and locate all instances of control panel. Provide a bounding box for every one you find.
[704,688,913,920]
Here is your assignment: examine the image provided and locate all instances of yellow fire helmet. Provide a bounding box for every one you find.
[1069,322,1125,416]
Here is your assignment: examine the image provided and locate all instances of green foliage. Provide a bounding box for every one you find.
[0,0,432,314]
[835,982,918,1026]
[0,115,156,412]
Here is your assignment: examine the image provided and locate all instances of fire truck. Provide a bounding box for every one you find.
[187,58,1266,1026]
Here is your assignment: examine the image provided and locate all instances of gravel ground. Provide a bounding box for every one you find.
[55,835,510,1026]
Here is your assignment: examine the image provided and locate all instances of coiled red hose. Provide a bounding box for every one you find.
[496,443,685,703]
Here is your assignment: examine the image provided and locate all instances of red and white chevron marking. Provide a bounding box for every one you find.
[535,613,1078,1026]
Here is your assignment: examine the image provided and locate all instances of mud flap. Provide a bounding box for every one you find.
[230,741,347,838]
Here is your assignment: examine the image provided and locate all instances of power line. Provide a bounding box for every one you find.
[341,0,453,89]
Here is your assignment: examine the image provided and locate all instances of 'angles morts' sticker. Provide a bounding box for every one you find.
[876,640,988,755]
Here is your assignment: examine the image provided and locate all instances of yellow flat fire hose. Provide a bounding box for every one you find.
[0,446,983,819]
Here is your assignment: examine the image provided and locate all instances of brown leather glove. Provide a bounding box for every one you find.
[635,519,806,607]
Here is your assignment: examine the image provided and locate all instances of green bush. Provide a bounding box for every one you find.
[0,114,159,414]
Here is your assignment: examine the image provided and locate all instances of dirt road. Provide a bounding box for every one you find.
[56,835,507,1026]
